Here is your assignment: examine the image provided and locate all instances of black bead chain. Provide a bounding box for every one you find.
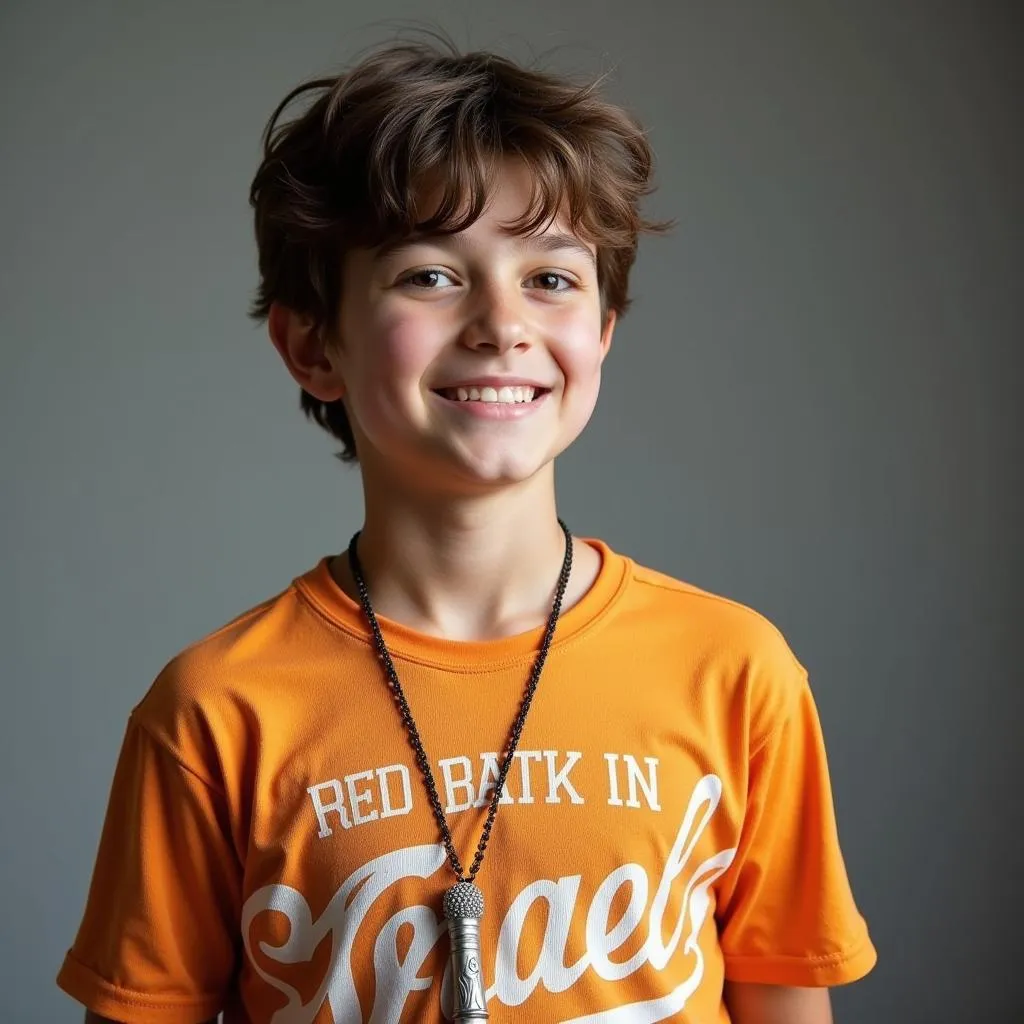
[347,520,574,884]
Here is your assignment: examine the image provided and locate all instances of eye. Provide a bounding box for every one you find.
[398,268,457,290]
[526,271,575,292]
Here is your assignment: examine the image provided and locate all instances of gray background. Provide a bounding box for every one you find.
[2,1,1020,1021]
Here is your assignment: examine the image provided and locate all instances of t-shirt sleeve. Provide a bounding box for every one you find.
[56,714,242,1023]
[715,674,877,987]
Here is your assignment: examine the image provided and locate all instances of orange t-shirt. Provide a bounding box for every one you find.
[58,540,876,1022]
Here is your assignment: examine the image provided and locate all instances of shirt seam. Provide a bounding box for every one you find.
[130,715,227,797]
[292,558,634,674]
[61,950,223,1009]
[748,667,808,759]
[633,575,805,674]
[723,930,873,968]
[162,595,283,664]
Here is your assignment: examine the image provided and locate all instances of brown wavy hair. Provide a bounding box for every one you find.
[249,38,667,461]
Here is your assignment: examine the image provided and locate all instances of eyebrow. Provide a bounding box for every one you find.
[374,231,597,269]
[517,233,597,268]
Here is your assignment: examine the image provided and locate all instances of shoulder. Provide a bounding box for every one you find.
[619,554,809,747]
[626,558,803,671]
[130,563,344,781]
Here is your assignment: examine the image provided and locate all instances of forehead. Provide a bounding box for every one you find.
[392,158,595,254]
[372,229,597,269]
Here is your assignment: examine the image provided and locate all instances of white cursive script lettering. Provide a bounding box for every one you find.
[243,775,734,1022]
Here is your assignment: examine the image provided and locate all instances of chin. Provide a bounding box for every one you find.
[446,449,554,490]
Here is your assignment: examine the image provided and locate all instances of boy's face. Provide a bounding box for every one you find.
[334,161,615,494]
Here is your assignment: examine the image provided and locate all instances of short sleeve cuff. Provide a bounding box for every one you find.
[56,949,224,1024]
[723,931,878,987]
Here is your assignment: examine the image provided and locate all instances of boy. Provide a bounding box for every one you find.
[58,39,876,1024]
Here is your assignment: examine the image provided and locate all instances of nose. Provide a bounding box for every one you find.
[460,283,531,354]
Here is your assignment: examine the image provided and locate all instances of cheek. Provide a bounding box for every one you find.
[358,307,446,390]
[553,307,607,384]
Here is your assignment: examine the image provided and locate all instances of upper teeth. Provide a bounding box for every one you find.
[446,386,537,404]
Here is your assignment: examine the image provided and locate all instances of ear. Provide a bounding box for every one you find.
[267,303,346,401]
[599,310,617,362]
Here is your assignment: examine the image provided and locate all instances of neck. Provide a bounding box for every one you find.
[334,469,598,641]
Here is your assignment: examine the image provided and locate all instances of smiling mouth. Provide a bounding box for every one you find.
[433,385,551,405]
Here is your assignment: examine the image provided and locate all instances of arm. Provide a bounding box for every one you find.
[85,1015,217,1024]
[724,982,832,1024]
[61,717,240,1024]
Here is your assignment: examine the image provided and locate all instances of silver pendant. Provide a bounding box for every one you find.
[444,881,488,1021]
